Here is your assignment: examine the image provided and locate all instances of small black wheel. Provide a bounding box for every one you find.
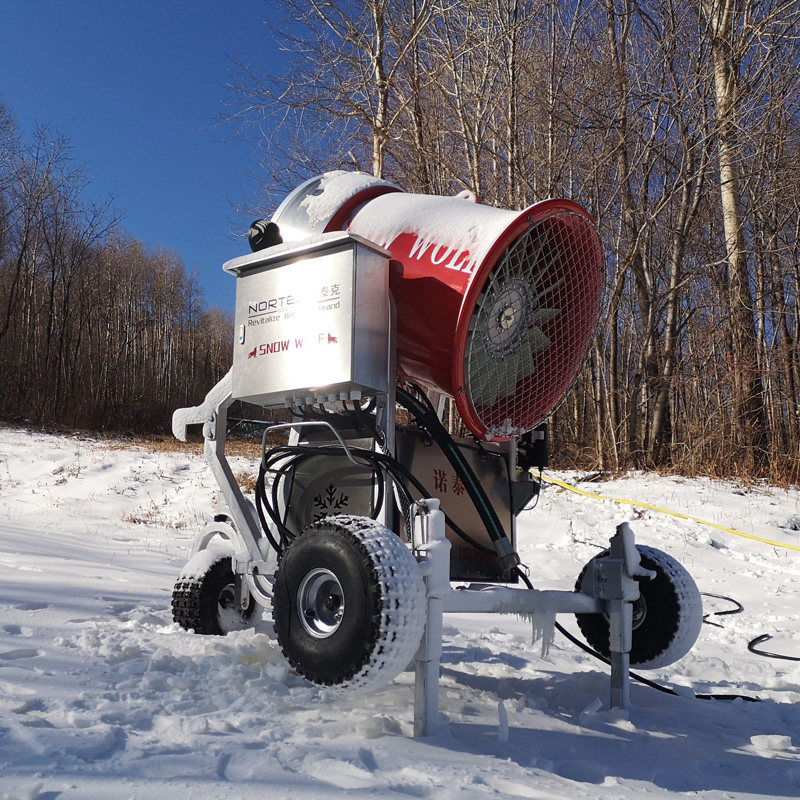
[575,545,702,669]
[272,515,426,690]
[172,553,255,635]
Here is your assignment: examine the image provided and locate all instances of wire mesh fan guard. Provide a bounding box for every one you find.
[463,210,603,438]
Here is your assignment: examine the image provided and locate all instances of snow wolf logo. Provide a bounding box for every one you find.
[247,346,257,359]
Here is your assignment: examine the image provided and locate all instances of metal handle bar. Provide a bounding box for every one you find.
[261,421,365,468]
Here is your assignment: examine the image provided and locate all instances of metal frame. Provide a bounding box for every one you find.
[172,235,647,738]
[172,370,273,606]
[409,499,647,736]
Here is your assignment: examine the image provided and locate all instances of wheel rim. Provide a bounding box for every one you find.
[218,583,237,611]
[631,594,647,630]
[601,594,647,630]
[217,581,252,633]
[297,568,345,639]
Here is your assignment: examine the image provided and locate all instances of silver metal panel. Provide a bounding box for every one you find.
[395,427,515,582]
[282,454,376,533]
[230,235,390,407]
[222,230,391,276]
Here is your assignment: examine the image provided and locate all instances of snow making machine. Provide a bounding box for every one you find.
[171,172,703,734]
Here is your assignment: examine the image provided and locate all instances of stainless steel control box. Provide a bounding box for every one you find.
[224,232,391,407]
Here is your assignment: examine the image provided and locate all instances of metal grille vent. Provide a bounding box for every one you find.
[464,210,603,438]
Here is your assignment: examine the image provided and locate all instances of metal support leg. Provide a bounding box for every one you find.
[411,499,451,738]
[414,609,442,738]
[610,651,631,709]
[595,522,655,710]
[171,369,263,563]
[609,606,632,709]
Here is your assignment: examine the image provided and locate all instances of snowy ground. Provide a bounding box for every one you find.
[1,425,800,800]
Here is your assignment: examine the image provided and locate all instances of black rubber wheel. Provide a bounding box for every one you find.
[272,515,425,689]
[575,545,702,669]
[172,555,255,635]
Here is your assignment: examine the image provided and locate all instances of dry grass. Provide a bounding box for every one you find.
[125,434,263,459]
[234,469,259,493]
[1,419,287,461]
[150,431,799,489]
[5,419,797,488]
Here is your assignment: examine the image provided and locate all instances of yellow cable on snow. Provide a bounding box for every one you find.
[539,473,800,554]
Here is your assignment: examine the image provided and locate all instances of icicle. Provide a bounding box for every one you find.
[581,697,603,716]
[513,613,536,646]
[533,611,556,659]
[515,612,556,658]
[497,699,509,743]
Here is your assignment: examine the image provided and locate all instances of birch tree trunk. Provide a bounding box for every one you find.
[693,0,768,465]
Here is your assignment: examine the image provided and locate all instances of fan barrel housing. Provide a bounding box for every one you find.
[272,171,605,441]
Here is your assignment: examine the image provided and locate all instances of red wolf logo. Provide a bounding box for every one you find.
[327,334,338,344]
[247,346,257,359]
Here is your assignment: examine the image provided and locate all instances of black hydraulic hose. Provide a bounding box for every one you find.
[257,444,388,554]
[254,462,284,555]
[396,385,520,576]
[260,449,323,550]
[372,450,497,556]
[556,619,759,702]
[267,447,386,527]
[255,440,498,559]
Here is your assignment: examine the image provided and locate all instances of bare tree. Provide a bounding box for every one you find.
[224,0,800,479]
[228,0,436,185]
[688,0,800,468]
[0,117,232,432]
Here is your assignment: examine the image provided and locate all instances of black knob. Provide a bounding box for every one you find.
[248,219,283,252]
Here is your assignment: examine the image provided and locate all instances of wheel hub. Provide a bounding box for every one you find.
[600,594,647,629]
[297,568,345,638]
[218,584,236,609]
[631,594,647,630]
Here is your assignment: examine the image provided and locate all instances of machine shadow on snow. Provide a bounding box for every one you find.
[435,665,800,797]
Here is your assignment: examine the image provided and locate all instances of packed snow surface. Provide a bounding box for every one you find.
[2,425,800,799]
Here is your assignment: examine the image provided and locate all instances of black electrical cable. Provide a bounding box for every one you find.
[747,635,800,662]
[374,448,497,556]
[259,392,509,564]
[259,446,368,552]
[701,593,744,628]
[352,397,382,443]
[264,444,384,519]
[254,463,282,555]
[256,440,498,559]
[258,445,385,553]
[340,446,469,543]
[292,401,379,439]
[521,468,542,512]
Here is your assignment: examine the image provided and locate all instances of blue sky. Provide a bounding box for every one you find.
[0,0,283,312]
